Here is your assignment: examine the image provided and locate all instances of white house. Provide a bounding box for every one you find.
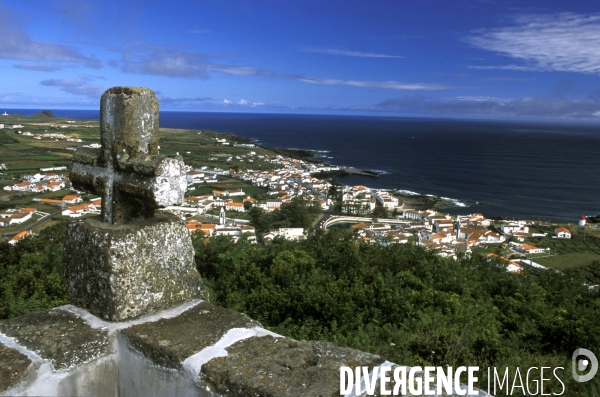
[554,227,571,239]
[8,212,33,225]
[45,181,65,192]
[510,242,546,254]
[62,203,99,218]
[226,189,245,197]
[186,172,205,184]
[501,223,529,235]
[0,208,36,227]
[373,191,398,209]
[225,202,245,212]
[465,213,491,226]
[62,194,82,205]
[266,199,282,210]
[402,209,423,220]
[433,218,454,232]
[6,182,35,191]
[263,228,305,241]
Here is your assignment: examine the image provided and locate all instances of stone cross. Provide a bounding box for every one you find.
[70,87,187,224]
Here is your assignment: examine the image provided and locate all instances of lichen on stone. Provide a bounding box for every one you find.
[63,213,206,322]
[200,335,385,397]
[122,301,259,369]
[0,343,31,393]
[0,309,109,371]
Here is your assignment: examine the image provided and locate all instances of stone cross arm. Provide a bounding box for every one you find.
[71,148,187,224]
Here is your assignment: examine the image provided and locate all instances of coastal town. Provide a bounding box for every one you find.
[0,119,598,275]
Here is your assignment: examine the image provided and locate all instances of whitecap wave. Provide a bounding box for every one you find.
[396,190,420,195]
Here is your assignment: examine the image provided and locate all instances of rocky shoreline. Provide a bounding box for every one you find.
[395,193,455,211]
[244,143,461,212]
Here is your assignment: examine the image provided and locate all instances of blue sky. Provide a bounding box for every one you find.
[2,0,600,120]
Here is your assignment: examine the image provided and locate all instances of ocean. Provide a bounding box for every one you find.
[4,109,600,221]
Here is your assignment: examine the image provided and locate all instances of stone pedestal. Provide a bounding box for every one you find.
[63,212,206,321]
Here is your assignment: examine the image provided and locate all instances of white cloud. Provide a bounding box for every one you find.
[206,64,279,77]
[0,91,97,106]
[13,64,61,72]
[299,46,404,59]
[0,9,100,68]
[223,99,232,104]
[467,13,600,74]
[122,50,208,78]
[157,95,213,105]
[252,102,265,106]
[377,94,600,119]
[296,77,448,91]
[120,48,448,91]
[188,28,214,34]
[39,78,105,98]
[468,64,540,72]
[238,99,248,105]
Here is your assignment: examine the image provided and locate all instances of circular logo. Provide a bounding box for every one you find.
[572,348,598,383]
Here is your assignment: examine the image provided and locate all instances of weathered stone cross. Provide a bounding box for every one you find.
[70,87,186,224]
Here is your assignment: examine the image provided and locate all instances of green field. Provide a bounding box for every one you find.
[158,128,283,172]
[534,251,600,270]
[1,118,285,184]
[0,124,88,179]
[519,225,600,270]
[0,117,287,240]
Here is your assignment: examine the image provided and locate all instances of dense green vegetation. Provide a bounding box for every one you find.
[194,230,600,396]
[249,196,321,235]
[2,221,599,395]
[0,223,68,319]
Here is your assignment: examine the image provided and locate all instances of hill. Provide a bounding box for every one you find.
[0,130,19,144]
[29,110,56,119]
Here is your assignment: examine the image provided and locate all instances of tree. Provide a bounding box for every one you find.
[327,183,338,200]
[243,201,253,211]
[249,206,269,233]
[372,205,389,219]
[0,222,68,319]
[281,196,320,229]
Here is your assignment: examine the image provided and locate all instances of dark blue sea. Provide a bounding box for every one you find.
[4,109,600,221]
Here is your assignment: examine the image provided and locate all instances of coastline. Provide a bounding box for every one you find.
[246,144,579,222]
[3,109,592,222]
[255,146,469,214]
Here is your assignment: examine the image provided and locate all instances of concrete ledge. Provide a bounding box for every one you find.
[0,308,116,396]
[121,301,260,370]
[0,301,487,396]
[200,335,385,397]
[0,309,109,371]
[0,344,31,393]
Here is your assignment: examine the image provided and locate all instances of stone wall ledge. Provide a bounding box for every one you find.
[0,301,490,397]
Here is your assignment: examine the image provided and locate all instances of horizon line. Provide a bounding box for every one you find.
[2,107,600,125]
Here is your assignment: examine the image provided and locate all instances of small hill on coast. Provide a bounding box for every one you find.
[29,110,56,119]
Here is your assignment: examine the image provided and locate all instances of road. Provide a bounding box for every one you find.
[312,209,335,230]
[0,211,62,240]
